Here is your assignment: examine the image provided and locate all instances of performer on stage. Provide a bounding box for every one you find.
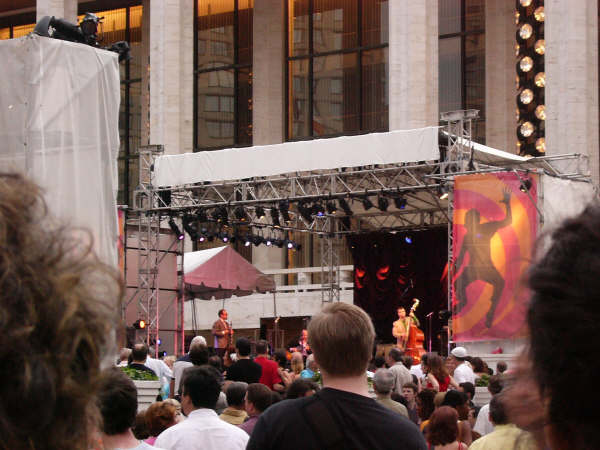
[212,309,233,357]
[392,305,420,350]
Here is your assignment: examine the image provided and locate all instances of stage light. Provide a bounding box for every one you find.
[515,44,520,57]
[313,202,325,217]
[534,6,544,22]
[168,217,184,241]
[133,319,146,329]
[255,206,266,219]
[519,89,534,105]
[362,196,374,210]
[326,201,337,215]
[438,185,449,200]
[394,196,407,210]
[197,209,208,223]
[270,207,281,227]
[338,197,353,215]
[219,231,230,243]
[298,201,314,222]
[535,137,546,153]
[182,214,198,241]
[274,238,284,248]
[252,235,264,246]
[518,23,533,41]
[244,235,252,247]
[520,178,532,192]
[215,206,229,225]
[286,240,295,249]
[519,56,533,73]
[519,121,535,138]
[377,196,389,212]
[535,104,546,121]
[534,39,545,55]
[514,11,520,25]
[279,200,291,222]
[265,236,273,246]
[534,72,545,88]
[199,235,206,242]
[405,236,412,244]
[234,206,248,222]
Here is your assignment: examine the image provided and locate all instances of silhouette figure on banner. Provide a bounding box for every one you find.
[454,189,512,328]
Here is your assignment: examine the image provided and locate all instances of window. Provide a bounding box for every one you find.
[287,0,389,140]
[439,0,485,143]
[195,0,253,150]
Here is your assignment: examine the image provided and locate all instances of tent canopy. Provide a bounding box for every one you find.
[184,246,275,299]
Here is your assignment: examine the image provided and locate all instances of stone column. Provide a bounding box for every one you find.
[36,0,77,23]
[388,0,438,130]
[147,0,194,155]
[252,1,285,269]
[252,0,285,145]
[485,0,517,153]
[546,0,599,183]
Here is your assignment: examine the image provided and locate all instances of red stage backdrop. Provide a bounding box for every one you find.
[452,172,537,341]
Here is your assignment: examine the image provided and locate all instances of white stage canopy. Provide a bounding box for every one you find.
[153,126,440,187]
[0,35,120,266]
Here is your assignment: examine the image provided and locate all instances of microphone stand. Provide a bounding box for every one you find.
[426,312,433,352]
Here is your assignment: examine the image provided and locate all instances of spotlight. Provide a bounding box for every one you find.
[215,206,229,225]
[255,205,266,220]
[199,235,206,243]
[252,235,264,246]
[133,319,146,329]
[265,236,273,246]
[279,200,291,222]
[438,185,449,200]
[394,196,407,210]
[326,201,337,215]
[362,196,374,210]
[219,231,230,243]
[517,23,533,41]
[270,207,281,227]
[520,178,532,192]
[285,239,294,249]
[519,121,535,138]
[535,137,545,153]
[405,236,412,244]
[338,197,353,216]
[519,88,534,105]
[234,206,248,222]
[311,202,325,217]
[168,217,184,240]
[519,56,533,73]
[534,39,545,55]
[274,238,284,248]
[182,214,198,241]
[534,72,545,88]
[534,104,546,121]
[534,6,544,22]
[377,196,389,212]
[244,235,252,247]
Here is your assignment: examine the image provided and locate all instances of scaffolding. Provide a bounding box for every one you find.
[127,113,591,349]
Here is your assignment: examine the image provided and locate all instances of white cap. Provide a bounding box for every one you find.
[451,346,468,358]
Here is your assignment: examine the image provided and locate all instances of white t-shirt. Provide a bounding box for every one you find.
[453,361,476,384]
[473,403,495,436]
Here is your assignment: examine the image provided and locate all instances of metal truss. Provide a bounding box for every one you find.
[320,218,340,305]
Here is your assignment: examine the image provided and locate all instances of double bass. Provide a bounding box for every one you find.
[405,299,426,364]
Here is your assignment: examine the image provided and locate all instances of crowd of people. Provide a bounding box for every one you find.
[2,171,599,450]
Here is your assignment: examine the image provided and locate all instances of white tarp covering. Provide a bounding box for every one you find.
[153,126,440,187]
[0,34,120,266]
[542,175,596,231]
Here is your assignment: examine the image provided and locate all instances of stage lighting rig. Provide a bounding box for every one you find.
[326,201,337,215]
[234,206,248,222]
[182,214,199,241]
[362,196,374,211]
[394,196,407,210]
[255,206,266,220]
[34,13,131,62]
[270,207,281,227]
[338,197,353,216]
[279,200,291,222]
[377,195,389,212]
[168,217,184,241]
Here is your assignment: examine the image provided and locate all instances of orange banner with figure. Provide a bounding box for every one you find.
[452,172,537,341]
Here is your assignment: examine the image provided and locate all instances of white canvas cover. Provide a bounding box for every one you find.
[153,126,440,187]
[0,34,120,266]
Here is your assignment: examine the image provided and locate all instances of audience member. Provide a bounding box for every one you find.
[285,351,304,385]
[270,390,282,405]
[286,379,319,399]
[129,343,157,377]
[247,302,426,449]
[440,390,472,446]
[370,355,386,372]
[449,347,475,384]
[426,406,468,450]
[97,367,160,449]
[219,382,249,425]
[155,365,248,449]
[496,361,507,374]
[300,353,318,379]
[144,401,179,445]
[145,347,174,399]
[118,348,132,367]
[239,383,273,436]
[387,347,413,395]
[163,355,176,371]
[416,389,436,432]
[402,382,419,424]
[373,369,409,417]
[0,173,120,449]
[473,374,504,437]
[422,353,456,392]
[254,340,284,392]
[458,382,475,408]
[470,357,488,379]
[173,336,206,396]
[132,412,150,441]
[470,395,534,450]
[226,338,262,384]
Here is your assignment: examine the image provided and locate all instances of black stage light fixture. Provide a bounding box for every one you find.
[520,177,532,192]
[338,197,353,216]
[234,206,248,222]
[255,205,266,220]
[394,196,407,210]
[274,238,285,248]
[215,206,229,225]
[279,200,291,222]
[168,217,184,241]
[362,196,374,211]
[252,234,264,246]
[133,318,146,329]
[312,202,325,217]
[197,209,208,223]
[438,185,449,200]
[270,207,281,227]
[265,236,273,246]
[298,201,314,223]
[182,214,198,241]
[219,231,230,243]
[377,196,389,212]
[244,234,252,247]
[326,201,337,215]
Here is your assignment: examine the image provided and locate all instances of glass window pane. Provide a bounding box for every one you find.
[313,0,358,53]
[362,0,388,46]
[197,0,235,69]
[197,69,235,148]
[439,37,462,114]
[129,81,142,154]
[313,53,359,136]
[465,33,485,142]
[238,0,253,65]
[289,0,310,56]
[465,0,484,32]
[439,0,461,35]
[237,68,253,146]
[362,47,388,131]
[288,59,310,139]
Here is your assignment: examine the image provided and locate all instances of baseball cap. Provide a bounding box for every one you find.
[451,346,468,358]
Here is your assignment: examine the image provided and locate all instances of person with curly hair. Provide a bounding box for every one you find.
[144,401,179,445]
[426,406,468,450]
[0,173,121,449]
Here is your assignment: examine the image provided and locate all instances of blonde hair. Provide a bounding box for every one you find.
[308,303,374,377]
[290,352,304,375]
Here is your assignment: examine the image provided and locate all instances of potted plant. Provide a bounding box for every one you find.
[120,367,160,411]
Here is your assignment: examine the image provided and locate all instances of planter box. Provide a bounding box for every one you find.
[133,380,161,412]
[474,386,491,407]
